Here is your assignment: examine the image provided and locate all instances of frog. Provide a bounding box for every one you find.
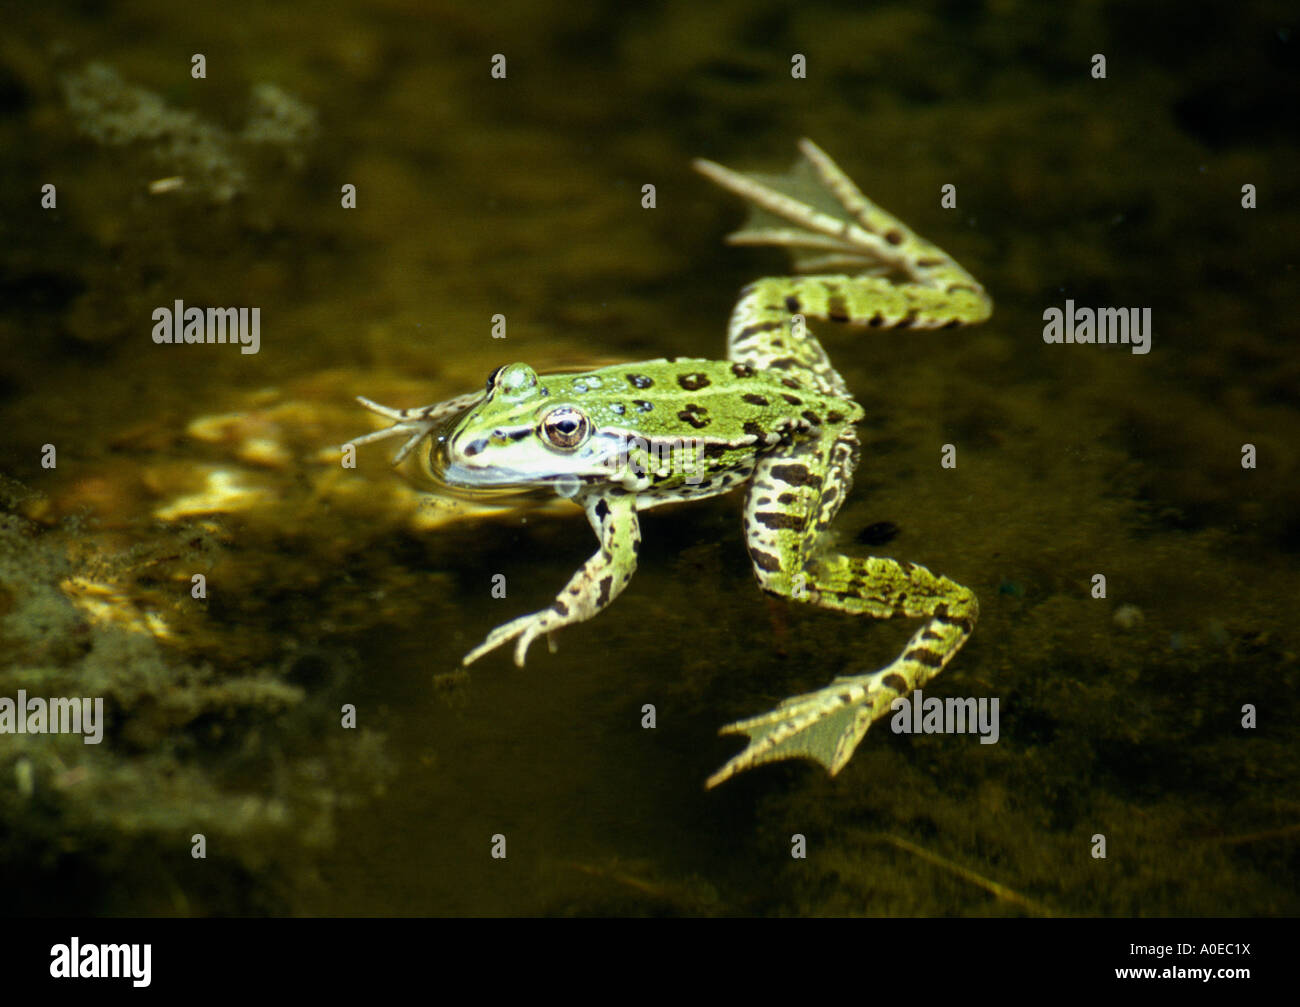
[345,139,991,788]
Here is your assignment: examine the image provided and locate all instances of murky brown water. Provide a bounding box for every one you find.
[1,0,1296,915]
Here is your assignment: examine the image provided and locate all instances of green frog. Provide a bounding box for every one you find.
[346,139,991,787]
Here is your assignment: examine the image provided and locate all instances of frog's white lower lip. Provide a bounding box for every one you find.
[437,463,532,487]
[434,463,593,504]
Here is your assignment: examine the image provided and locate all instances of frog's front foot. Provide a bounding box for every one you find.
[462,610,561,667]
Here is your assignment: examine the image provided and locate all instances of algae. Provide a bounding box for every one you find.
[0,479,393,915]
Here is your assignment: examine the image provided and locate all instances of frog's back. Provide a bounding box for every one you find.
[549,358,861,438]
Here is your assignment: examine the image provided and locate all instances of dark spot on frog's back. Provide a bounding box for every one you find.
[730,362,755,378]
[594,499,610,520]
[784,295,801,313]
[634,400,653,412]
[597,575,613,606]
[677,372,711,391]
[743,421,765,439]
[742,393,769,407]
[626,373,654,389]
[677,404,711,429]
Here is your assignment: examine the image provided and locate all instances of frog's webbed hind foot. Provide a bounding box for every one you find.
[706,656,943,789]
[694,139,991,338]
[343,391,483,465]
[706,677,880,789]
[694,138,975,290]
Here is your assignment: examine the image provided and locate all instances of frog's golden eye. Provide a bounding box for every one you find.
[485,365,505,393]
[540,406,589,450]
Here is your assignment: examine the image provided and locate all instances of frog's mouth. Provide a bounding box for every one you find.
[424,436,566,501]
[432,460,598,504]
[429,429,622,500]
[426,438,538,493]
[436,461,538,489]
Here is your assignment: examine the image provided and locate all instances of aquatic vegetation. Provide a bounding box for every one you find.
[0,479,392,914]
[61,62,317,203]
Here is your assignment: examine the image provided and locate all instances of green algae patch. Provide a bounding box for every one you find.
[62,62,317,205]
[0,481,393,915]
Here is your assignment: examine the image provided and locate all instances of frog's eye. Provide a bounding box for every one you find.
[540,406,590,450]
[492,363,540,400]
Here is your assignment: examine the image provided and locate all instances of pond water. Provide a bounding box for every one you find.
[1,0,1296,915]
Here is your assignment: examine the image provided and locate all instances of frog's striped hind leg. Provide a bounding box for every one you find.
[695,139,991,392]
[727,289,852,397]
[708,426,978,788]
[707,554,979,788]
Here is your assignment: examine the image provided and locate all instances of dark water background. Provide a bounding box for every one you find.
[0,0,1296,915]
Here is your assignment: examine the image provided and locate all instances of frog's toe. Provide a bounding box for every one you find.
[512,626,543,666]
[461,606,563,667]
[463,616,529,666]
[462,634,502,666]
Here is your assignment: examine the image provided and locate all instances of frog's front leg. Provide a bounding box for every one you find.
[463,492,641,668]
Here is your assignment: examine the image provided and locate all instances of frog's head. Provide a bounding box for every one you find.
[431,363,623,498]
